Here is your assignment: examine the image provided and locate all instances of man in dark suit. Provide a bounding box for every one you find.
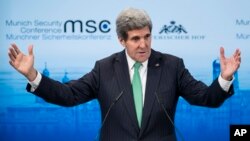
[8,8,241,141]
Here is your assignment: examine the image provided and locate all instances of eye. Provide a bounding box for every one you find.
[131,36,140,42]
[145,34,151,39]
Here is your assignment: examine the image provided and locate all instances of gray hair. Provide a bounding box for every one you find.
[116,7,152,40]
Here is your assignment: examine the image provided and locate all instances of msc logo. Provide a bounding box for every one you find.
[159,21,187,34]
[64,20,111,33]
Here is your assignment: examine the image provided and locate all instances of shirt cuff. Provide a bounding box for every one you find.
[28,72,42,92]
[218,74,234,92]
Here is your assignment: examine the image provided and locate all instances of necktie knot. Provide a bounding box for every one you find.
[134,62,142,70]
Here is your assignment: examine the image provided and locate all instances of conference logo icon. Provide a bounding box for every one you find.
[159,21,187,34]
[154,21,205,40]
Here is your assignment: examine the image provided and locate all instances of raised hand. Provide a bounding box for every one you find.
[8,44,37,81]
[220,47,241,81]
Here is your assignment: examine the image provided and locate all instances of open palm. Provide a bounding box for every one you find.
[8,44,36,81]
[220,47,241,80]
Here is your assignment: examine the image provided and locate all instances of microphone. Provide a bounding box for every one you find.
[94,90,124,141]
[154,92,185,141]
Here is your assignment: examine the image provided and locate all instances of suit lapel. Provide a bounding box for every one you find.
[140,50,162,135]
[114,50,139,131]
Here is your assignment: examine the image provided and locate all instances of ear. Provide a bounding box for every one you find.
[118,37,125,47]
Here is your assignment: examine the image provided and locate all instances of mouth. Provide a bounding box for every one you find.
[135,50,150,62]
[138,51,147,55]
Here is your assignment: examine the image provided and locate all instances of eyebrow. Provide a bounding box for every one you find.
[130,33,151,40]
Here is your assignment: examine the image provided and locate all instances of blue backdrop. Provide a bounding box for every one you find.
[1,0,250,141]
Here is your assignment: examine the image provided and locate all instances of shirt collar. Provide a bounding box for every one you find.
[125,49,148,70]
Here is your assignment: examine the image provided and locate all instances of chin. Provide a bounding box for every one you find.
[134,53,150,62]
[136,57,148,63]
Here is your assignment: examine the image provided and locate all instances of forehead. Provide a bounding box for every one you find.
[127,26,151,38]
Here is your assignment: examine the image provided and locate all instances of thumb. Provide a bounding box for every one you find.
[28,45,34,56]
[220,47,225,60]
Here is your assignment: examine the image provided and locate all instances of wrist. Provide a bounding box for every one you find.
[221,74,233,81]
[26,68,37,82]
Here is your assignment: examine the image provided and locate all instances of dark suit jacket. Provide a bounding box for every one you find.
[27,49,233,141]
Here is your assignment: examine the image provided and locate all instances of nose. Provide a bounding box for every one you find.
[139,39,147,48]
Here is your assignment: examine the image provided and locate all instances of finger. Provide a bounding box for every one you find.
[236,60,241,69]
[9,60,14,67]
[9,47,17,58]
[236,48,240,53]
[11,43,21,55]
[233,49,239,57]
[236,55,241,63]
[9,60,19,70]
[234,49,241,60]
[236,49,241,57]
[8,51,15,62]
[15,54,23,65]
[28,45,33,56]
[220,47,225,60]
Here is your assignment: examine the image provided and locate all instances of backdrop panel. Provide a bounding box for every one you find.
[1,0,249,141]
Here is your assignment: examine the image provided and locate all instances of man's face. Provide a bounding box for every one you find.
[120,26,151,63]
